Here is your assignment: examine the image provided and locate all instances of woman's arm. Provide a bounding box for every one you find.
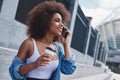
[17,39,36,75]
[9,56,26,79]
[9,39,35,79]
[17,39,51,76]
[58,27,77,74]
[61,27,72,58]
[58,45,76,74]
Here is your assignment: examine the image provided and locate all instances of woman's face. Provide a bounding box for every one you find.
[49,13,64,36]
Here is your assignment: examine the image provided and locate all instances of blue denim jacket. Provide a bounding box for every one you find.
[9,43,76,80]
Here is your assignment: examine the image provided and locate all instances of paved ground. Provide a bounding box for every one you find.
[73,72,120,80]
[0,47,17,80]
[74,73,111,80]
[109,72,120,80]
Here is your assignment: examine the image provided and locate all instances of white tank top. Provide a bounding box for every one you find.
[26,39,59,79]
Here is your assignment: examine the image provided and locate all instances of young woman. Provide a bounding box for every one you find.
[9,1,76,80]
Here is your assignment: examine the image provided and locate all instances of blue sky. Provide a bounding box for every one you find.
[79,0,100,9]
[79,0,120,28]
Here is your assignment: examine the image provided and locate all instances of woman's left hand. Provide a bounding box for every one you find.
[60,27,72,58]
[60,27,71,46]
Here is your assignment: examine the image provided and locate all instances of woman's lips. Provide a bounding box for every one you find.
[58,28,62,32]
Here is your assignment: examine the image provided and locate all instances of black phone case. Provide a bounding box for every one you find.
[62,27,68,37]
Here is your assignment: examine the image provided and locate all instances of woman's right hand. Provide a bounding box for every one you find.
[33,53,51,68]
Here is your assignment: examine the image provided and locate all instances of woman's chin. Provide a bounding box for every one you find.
[56,32,61,36]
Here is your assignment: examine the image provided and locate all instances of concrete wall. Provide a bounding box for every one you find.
[0,19,27,49]
[0,47,17,80]
[71,48,95,65]
[0,0,27,49]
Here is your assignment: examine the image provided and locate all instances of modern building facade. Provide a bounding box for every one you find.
[97,6,120,73]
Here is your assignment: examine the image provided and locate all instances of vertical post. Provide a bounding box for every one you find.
[0,0,3,12]
[70,0,79,45]
[93,34,100,66]
[84,26,91,64]
[93,32,99,65]
[0,0,19,20]
[110,21,117,49]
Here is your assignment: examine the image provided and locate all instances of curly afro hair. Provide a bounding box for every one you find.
[26,0,70,39]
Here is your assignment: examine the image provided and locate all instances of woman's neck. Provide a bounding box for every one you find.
[40,33,54,45]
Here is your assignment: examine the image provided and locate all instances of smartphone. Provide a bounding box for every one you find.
[62,27,68,38]
[45,47,56,58]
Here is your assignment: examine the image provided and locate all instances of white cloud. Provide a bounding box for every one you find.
[82,7,110,27]
[100,0,120,9]
[91,9,110,27]
[80,0,120,28]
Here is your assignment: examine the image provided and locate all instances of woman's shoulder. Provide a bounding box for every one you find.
[21,38,33,47]
[18,38,34,54]
[17,38,34,61]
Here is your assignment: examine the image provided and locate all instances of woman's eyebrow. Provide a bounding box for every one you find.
[54,17,60,19]
[54,17,62,20]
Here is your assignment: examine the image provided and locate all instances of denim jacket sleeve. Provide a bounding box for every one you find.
[9,56,26,80]
[56,44,77,75]
[61,55,76,74]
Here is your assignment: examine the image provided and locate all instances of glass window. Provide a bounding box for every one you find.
[0,0,3,12]
[15,0,44,24]
[71,15,88,53]
[15,0,72,24]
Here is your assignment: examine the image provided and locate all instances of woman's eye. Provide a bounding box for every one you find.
[54,18,63,23]
[55,18,60,22]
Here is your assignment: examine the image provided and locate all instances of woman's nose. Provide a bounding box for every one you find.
[60,22,64,27]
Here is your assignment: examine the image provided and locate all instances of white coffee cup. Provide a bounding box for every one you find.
[45,47,56,59]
